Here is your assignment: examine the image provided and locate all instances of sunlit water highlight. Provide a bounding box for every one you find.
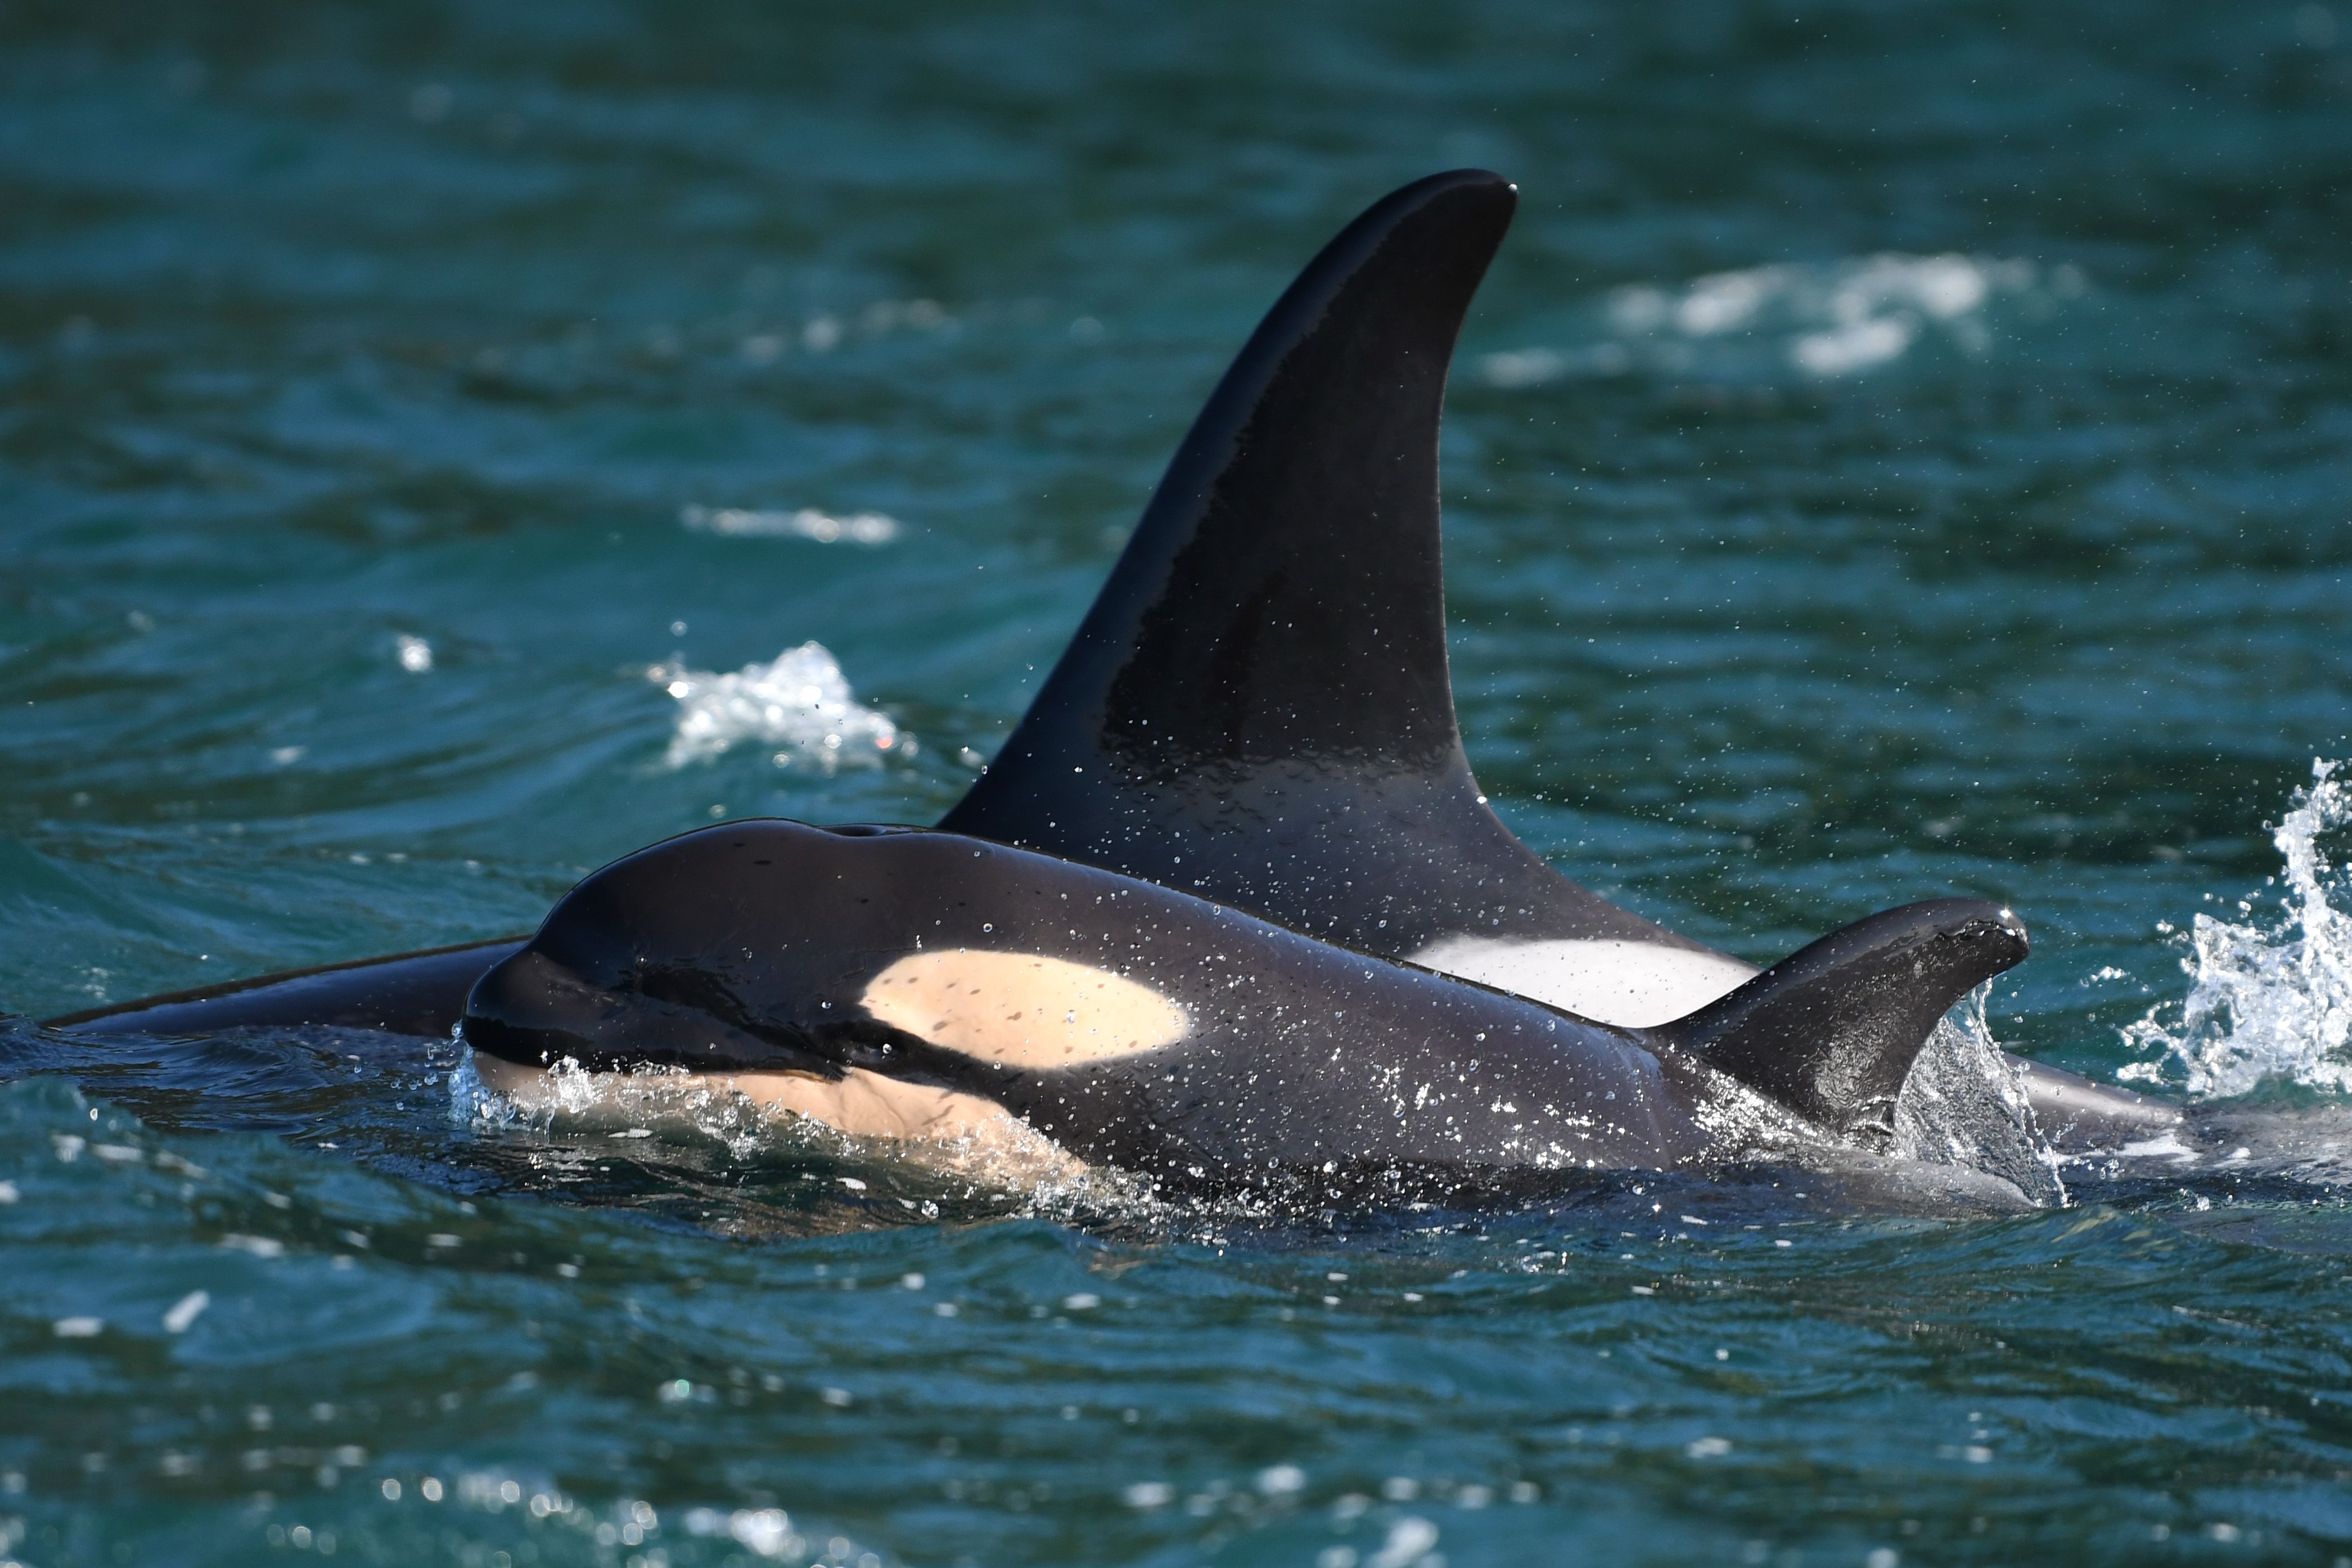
[681,505,903,546]
[1479,253,2070,386]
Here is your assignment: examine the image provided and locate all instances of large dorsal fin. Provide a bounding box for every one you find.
[941,170,1690,957]
[1651,900,2031,1139]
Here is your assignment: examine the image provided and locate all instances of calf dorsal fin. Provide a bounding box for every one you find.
[1651,900,2030,1139]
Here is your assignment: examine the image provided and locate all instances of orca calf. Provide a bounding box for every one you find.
[455,818,2025,1185]
[42,168,2170,1166]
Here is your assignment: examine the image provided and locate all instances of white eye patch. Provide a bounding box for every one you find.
[861,949,1189,1066]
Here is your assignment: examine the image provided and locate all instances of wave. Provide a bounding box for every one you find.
[679,504,900,544]
[648,641,913,771]
[1480,252,2081,385]
[2121,759,2352,1097]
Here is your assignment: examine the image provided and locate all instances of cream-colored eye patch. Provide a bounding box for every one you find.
[860,949,1188,1066]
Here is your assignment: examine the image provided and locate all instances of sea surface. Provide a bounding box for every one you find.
[6,2,2352,1564]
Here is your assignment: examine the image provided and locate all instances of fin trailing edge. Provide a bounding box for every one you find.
[941,170,1696,956]
[947,168,1515,803]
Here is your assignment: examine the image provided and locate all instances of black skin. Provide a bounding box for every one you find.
[44,939,524,1039]
[930,169,2170,1144]
[44,168,2169,1153]
[458,819,2027,1184]
[463,823,1711,1179]
[938,170,1674,958]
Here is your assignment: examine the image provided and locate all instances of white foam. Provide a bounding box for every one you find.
[2116,1133,2198,1161]
[2121,759,2352,1097]
[648,641,912,770]
[452,1047,1168,1223]
[1481,252,2050,385]
[1791,314,1917,376]
[680,504,899,544]
[1481,344,1632,386]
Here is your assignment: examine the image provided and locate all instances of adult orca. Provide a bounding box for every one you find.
[41,168,2166,1155]
[456,817,2027,1184]
[930,169,2172,1151]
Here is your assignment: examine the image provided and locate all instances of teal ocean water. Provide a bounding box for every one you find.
[6,2,2352,1563]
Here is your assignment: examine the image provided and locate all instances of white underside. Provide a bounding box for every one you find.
[1409,935,1757,1028]
[468,1052,1088,1180]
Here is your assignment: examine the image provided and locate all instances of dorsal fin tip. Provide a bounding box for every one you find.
[1657,899,2030,1138]
[946,170,1517,827]
[940,171,1683,956]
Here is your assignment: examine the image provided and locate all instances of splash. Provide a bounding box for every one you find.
[1895,992,2065,1206]
[647,641,913,770]
[457,1053,834,1164]
[1480,252,2075,386]
[2120,759,2352,1097]
[451,1047,1173,1227]
[680,503,899,544]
